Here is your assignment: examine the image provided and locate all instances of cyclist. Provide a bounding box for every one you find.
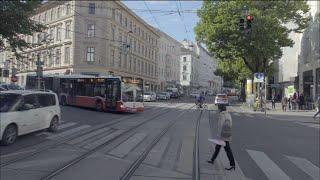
[197,93,205,108]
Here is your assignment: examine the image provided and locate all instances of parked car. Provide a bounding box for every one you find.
[190,92,199,98]
[143,92,156,102]
[0,83,24,91]
[163,92,171,99]
[0,90,61,145]
[214,93,229,105]
[157,92,168,100]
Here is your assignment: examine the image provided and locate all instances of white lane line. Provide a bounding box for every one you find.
[286,155,320,180]
[35,122,78,136]
[47,125,91,140]
[67,127,111,145]
[247,149,291,180]
[109,133,147,158]
[233,112,240,116]
[58,122,77,130]
[82,130,125,150]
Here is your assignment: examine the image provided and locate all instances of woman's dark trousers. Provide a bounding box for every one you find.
[210,141,235,167]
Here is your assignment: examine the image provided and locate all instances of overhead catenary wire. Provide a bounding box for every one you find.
[143,1,164,30]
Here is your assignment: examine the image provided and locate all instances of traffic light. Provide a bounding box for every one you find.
[239,18,245,31]
[246,15,253,30]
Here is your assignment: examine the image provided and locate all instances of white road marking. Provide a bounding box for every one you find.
[247,149,291,180]
[286,155,320,180]
[47,125,91,140]
[82,130,125,150]
[67,127,111,145]
[35,122,78,136]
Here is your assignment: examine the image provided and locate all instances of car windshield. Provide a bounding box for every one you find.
[144,92,151,95]
[0,93,21,112]
[217,95,227,98]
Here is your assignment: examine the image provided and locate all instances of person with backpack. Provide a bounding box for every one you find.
[207,104,235,171]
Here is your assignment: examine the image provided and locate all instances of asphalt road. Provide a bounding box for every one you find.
[0,97,319,180]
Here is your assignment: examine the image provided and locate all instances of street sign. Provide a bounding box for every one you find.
[254,72,264,83]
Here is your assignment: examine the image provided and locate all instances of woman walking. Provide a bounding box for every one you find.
[207,104,235,171]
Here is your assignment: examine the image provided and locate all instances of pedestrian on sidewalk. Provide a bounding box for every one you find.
[281,96,288,112]
[288,95,292,110]
[299,94,305,110]
[207,104,235,171]
[271,95,276,109]
[313,96,320,119]
[292,92,298,110]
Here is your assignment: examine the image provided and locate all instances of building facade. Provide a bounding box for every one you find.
[155,29,181,91]
[298,0,320,101]
[180,40,221,95]
[1,1,160,91]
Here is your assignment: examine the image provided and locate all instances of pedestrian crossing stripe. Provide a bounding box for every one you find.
[286,155,320,180]
[247,149,291,180]
[247,149,320,180]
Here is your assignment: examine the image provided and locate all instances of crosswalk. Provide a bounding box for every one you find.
[243,149,319,180]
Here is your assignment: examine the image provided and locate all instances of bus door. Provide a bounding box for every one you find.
[69,79,77,104]
[106,78,121,111]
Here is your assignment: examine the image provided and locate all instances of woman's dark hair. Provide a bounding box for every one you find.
[218,104,227,112]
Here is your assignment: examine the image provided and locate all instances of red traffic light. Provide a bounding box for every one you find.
[246,15,253,21]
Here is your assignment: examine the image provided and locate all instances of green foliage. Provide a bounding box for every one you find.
[0,1,45,58]
[195,1,310,75]
[215,58,251,86]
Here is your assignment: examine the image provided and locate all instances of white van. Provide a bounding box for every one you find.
[0,90,61,145]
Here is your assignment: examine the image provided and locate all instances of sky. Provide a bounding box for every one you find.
[122,1,203,42]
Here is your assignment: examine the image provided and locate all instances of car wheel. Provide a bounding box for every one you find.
[48,116,59,132]
[1,125,18,146]
[96,101,103,112]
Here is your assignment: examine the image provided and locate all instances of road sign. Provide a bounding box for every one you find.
[254,73,264,83]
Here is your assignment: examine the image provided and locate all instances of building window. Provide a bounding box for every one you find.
[119,52,122,67]
[112,27,115,40]
[65,23,71,39]
[86,47,94,62]
[57,7,61,18]
[183,75,187,80]
[129,21,132,30]
[111,49,115,66]
[64,47,70,64]
[183,65,187,71]
[55,49,61,66]
[87,24,95,37]
[112,8,115,19]
[119,13,122,24]
[66,4,70,15]
[50,28,54,41]
[50,9,54,21]
[56,26,61,41]
[183,57,187,62]
[124,55,127,68]
[88,3,95,14]
[134,58,136,72]
[125,17,128,27]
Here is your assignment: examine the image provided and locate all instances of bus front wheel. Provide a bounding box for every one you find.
[96,101,103,112]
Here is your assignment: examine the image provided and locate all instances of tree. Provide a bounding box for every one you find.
[195,1,310,75]
[0,1,45,58]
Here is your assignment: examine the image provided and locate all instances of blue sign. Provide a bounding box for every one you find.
[254,73,264,83]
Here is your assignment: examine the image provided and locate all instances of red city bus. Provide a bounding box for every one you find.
[26,74,144,112]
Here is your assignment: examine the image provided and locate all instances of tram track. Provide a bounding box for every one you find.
[119,105,200,180]
[192,109,204,180]
[0,103,186,168]
[39,103,191,180]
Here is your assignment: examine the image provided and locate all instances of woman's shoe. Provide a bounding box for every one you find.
[225,166,235,171]
[207,160,214,164]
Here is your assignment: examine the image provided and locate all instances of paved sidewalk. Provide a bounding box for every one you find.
[229,103,317,117]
